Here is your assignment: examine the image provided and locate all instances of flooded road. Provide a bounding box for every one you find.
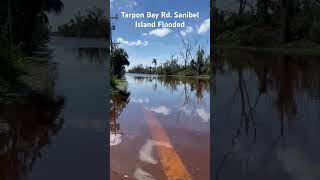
[0,37,108,180]
[212,49,320,180]
[110,74,210,179]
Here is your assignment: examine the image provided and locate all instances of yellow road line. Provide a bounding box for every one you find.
[144,110,193,180]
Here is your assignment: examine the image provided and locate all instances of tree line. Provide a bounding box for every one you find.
[128,47,210,77]
[55,7,108,38]
[1,0,64,87]
[0,0,63,53]
[212,0,320,47]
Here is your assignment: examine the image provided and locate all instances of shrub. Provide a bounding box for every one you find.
[177,69,198,76]
[309,21,320,43]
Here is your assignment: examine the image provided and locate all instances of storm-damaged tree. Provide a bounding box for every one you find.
[178,30,198,68]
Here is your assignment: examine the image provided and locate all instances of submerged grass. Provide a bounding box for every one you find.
[111,76,128,95]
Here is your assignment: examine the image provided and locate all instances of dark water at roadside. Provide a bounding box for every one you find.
[213,49,320,180]
[0,37,108,180]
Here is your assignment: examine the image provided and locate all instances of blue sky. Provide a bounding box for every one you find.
[111,0,210,68]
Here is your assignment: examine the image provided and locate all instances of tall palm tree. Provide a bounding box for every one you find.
[152,58,157,71]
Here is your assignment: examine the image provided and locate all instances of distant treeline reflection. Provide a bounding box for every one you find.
[77,47,108,64]
[132,75,210,101]
[213,49,320,146]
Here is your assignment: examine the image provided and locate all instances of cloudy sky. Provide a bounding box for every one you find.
[111,0,210,68]
[48,0,211,67]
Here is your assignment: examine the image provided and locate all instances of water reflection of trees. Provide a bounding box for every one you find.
[216,49,320,133]
[77,48,107,64]
[0,93,64,180]
[110,89,130,145]
[0,49,65,180]
[213,48,320,179]
[132,75,210,102]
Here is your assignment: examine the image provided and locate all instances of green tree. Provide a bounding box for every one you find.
[57,7,108,38]
[152,58,157,69]
[190,59,196,70]
[196,47,205,75]
[111,48,130,78]
[5,0,64,50]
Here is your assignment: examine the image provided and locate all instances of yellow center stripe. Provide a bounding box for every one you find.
[144,110,193,180]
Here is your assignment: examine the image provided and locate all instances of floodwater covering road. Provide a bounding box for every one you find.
[0,37,108,180]
[110,74,210,179]
[212,49,320,180]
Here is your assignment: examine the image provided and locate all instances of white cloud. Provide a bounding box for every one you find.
[180,26,194,36]
[197,18,210,34]
[196,108,210,122]
[149,28,172,38]
[126,0,137,9]
[142,33,148,36]
[145,105,171,115]
[117,37,149,46]
[111,0,137,10]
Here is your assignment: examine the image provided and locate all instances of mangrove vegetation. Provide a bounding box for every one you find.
[212,0,320,49]
[54,7,108,38]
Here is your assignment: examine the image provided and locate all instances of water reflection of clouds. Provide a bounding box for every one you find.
[139,139,158,165]
[131,97,150,104]
[181,106,192,115]
[110,133,122,146]
[196,108,210,122]
[145,105,171,115]
[135,139,171,180]
[179,105,210,123]
[138,139,171,165]
[133,168,156,180]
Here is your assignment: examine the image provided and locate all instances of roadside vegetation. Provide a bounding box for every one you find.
[128,29,210,77]
[55,7,108,38]
[0,0,63,91]
[128,48,210,77]
[110,47,130,91]
[212,0,320,49]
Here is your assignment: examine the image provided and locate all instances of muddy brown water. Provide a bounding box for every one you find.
[110,74,210,179]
